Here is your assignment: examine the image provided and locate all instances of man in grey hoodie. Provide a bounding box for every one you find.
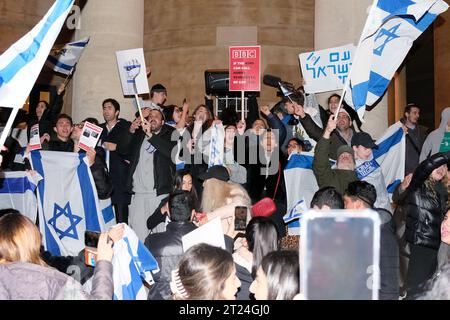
[420,107,450,162]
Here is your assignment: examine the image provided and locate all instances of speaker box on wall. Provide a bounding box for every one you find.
[204,69,230,95]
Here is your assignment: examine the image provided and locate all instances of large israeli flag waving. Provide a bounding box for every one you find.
[373,121,406,198]
[30,150,116,256]
[46,37,90,75]
[344,0,449,120]
[0,0,74,108]
[0,171,42,223]
[283,153,319,235]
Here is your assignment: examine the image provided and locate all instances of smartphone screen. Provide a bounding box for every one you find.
[84,247,97,267]
[234,206,248,231]
[300,209,381,300]
[85,230,101,248]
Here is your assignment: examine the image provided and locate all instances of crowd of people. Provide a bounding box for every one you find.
[1,79,450,301]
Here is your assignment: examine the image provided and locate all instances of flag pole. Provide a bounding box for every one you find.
[63,63,76,87]
[334,0,377,119]
[133,82,145,123]
[0,107,20,150]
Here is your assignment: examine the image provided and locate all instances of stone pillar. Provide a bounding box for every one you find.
[315,0,389,139]
[72,0,144,123]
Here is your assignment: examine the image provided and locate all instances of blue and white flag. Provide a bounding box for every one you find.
[30,150,116,256]
[373,121,406,198]
[283,153,320,236]
[112,224,159,300]
[208,123,224,168]
[0,0,74,108]
[344,0,449,120]
[46,36,90,75]
[0,171,42,222]
[283,198,309,236]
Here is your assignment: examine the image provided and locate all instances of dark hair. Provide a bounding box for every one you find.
[82,117,100,126]
[344,181,377,208]
[163,105,177,122]
[37,100,49,110]
[173,169,198,211]
[287,138,305,151]
[220,107,239,126]
[102,98,120,113]
[54,113,73,126]
[168,190,195,222]
[404,103,420,115]
[245,217,280,279]
[327,93,341,105]
[261,250,299,300]
[192,104,213,121]
[0,208,21,219]
[282,92,304,106]
[176,243,235,300]
[310,187,344,209]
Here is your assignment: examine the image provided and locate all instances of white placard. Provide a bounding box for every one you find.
[299,44,355,94]
[116,48,150,96]
[182,217,226,252]
[79,122,103,152]
[28,124,42,151]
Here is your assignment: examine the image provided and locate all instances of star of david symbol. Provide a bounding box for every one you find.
[48,202,82,240]
[373,23,401,56]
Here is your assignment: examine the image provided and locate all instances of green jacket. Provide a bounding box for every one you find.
[313,136,358,195]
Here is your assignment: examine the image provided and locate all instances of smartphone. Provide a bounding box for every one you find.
[234,206,248,231]
[84,247,97,267]
[300,209,381,300]
[85,230,101,248]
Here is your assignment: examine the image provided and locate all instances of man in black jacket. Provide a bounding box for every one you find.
[119,109,176,241]
[343,180,399,300]
[145,190,197,300]
[99,99,132,223]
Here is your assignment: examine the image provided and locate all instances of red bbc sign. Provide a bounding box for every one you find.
[229,46,261,92]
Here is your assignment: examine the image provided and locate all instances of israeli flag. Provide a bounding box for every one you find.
[112,224,160,300]
[30,150,116,256]
[345,0,449,120]
[0,0,74,108]
[0,171,42,223]
[46,36,90,75]
[208,123,224,168]
[283,153,319,236]
[373,121,406,198]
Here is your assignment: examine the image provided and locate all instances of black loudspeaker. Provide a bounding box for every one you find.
[204,69,229,95]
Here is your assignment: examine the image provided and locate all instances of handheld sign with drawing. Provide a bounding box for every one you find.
[28,124,42,151]
[79,122,103,152]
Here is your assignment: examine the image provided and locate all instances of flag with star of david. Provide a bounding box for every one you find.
[344,0,449,120]
[30,150,116,256]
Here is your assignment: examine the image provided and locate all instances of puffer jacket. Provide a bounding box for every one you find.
[0,261,113,300]
[145,221,197,300]
[402,153,450,250]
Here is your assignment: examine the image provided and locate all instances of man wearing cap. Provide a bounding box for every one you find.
[343,180,399,300]
[295,102,355,160]
[352,131,391,212]
[312,116,358,195]
[198,165,230,183]
[135,83,167,111]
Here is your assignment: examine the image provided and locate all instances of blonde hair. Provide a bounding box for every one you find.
[201,178,251,213]
[0,213,46,266]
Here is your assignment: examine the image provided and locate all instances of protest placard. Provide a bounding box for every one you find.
[79,121,103,152]
[28,124,42,151]
[116,48,150,96]
[182,217,226,252]
[299,44,355,94]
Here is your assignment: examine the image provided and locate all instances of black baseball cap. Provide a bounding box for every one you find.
[351,132,378,149]
[198,165,230,182]
[150,83,167,93]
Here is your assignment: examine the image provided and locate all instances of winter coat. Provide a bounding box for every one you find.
[0,261,113,300]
